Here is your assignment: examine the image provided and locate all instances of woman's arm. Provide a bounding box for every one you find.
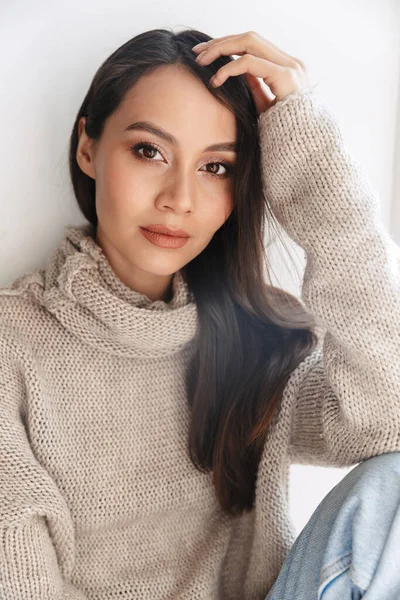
[258,87,400,466]
[0,323,88,599]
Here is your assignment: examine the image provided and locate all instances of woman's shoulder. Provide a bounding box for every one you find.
[0,268,51,355]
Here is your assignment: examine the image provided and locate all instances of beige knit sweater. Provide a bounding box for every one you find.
[0,87,399,600]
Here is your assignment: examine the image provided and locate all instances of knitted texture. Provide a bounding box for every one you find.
[0,87,399,599]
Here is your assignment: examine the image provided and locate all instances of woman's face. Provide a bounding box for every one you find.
[76,64,237,301]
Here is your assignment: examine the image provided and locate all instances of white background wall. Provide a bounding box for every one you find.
[1,0,399,535]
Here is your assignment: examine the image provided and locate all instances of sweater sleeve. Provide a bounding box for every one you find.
[257,86,400,467]
[0,323,88,599]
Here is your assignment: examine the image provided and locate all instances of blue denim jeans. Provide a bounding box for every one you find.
[265,451,400,599]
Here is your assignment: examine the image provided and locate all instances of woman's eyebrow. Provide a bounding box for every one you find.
[124,121,237,153]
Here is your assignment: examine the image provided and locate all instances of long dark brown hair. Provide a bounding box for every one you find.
[68,27,319,516]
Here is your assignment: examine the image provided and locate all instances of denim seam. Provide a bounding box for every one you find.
[318,551,352,599]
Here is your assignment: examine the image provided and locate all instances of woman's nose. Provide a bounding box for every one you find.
[157,172,196,213]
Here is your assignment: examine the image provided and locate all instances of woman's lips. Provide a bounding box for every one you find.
[139,227,190,249]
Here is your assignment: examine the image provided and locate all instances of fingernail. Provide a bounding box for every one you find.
[192,42,206,50]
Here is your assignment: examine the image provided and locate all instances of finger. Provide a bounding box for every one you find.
[244,72,276,111]
[210,54,303,102]
[192,34,239,52]
[254,36,307,71]
[211,54,285,86]
[244,73,276,114]
[193,31,304,70]
[194,31,301,71]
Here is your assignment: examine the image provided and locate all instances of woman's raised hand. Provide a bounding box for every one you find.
[192,31,311,116]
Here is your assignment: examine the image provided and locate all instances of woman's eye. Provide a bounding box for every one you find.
[202,162,232,178]
[130,142,234,179]
[132,142,163,161]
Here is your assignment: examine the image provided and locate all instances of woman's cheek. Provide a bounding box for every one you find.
[108,162,151,213]
[211,190,234,226]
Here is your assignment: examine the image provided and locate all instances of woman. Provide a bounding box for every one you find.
[0,28,399,599]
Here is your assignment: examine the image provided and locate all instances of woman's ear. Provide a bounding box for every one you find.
[76,116,96,180]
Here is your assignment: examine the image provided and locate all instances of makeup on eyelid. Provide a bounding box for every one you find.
[130,140,236,179]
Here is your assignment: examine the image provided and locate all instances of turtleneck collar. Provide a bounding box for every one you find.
[16,223,199,359]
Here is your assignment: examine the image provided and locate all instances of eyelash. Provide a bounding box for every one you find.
[130,140,235,180]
